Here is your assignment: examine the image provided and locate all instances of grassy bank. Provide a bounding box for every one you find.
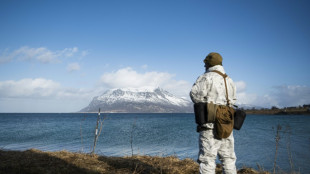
[0,149,266,174]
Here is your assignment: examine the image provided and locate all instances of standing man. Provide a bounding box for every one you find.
[190,52,237,174]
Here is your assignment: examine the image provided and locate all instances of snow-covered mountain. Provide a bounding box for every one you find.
[80,87,193,113]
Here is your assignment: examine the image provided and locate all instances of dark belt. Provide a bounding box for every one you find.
[197,125,213,132]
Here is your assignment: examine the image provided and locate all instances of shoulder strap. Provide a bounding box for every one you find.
[211,70,230,106]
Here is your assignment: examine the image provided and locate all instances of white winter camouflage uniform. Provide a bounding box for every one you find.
[190,65,237,174]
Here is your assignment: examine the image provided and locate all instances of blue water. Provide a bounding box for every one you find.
[0,113,309,173]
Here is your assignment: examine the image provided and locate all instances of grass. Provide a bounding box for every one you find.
[0,149,267,174]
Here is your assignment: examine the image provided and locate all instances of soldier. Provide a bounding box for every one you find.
[190,52,237,174]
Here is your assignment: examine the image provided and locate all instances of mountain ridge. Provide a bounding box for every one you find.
[80,87,193,113]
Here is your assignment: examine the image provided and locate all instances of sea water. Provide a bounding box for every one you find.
[0,113,309,173]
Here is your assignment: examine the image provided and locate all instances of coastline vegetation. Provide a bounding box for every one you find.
[0,149,267,174]
[244,104,310,115]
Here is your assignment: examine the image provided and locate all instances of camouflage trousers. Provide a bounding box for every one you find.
[198,129,237,174]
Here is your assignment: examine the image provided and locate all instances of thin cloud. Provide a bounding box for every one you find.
[141,64,148,69]
[61,47,78,57]
[0,48,13,64]
[67,62,81,72]
[81,50,89,57]
[0,46,81,64]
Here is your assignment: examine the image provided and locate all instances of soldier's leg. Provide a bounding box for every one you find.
[198,129,221,174]
[218,132,237,174]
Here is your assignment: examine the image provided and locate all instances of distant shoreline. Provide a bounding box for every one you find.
[245,109,310,115]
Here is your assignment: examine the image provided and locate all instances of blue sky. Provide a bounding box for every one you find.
[1,0,310,112]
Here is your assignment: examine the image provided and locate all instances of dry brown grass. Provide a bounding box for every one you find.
[0,149,264,174]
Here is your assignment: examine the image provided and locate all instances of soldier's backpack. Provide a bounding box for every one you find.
[212,70,235,139]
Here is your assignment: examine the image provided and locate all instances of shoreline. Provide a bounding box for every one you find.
[0,149,265,174]
[245,110,310,115]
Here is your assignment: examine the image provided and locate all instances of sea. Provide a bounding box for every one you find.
[0,113,309,173]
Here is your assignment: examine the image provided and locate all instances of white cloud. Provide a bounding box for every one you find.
[235,82,310,108]
[0,78,96,100]
[0,78,61,98]
[67,62,80,72]
[61,47,78,57]
[270,85,310,107]
[0,98,87,113]
[0,78,102,112]
[81,50,89,57]
[141,64,148,69]
[100,67,192,97]
[0,48,13,64]
[235,81,246,93]
[0,46,82,64]
[101,67,171,88]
